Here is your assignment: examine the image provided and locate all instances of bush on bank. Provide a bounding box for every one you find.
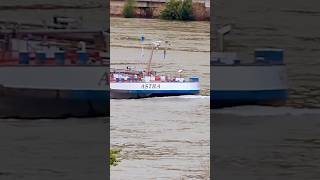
[123,0,136,18]
[160,0,194,21]
[110,149,121,166]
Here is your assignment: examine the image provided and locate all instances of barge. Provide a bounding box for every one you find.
[211,25,288,108]
[0,17,109,118]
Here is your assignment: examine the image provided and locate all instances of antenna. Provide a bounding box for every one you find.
[217,25,232,52]
[163,40,170,60]
[140,34,145,60]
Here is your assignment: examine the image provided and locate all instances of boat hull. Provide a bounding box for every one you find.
[211,89,288,108]
[211,65,288,108]
[110,82,200,99]
[0,86,108,118]
[0,66,108,118]
[111,89,200,99]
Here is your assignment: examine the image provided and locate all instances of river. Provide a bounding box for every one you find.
[110,17,210,179]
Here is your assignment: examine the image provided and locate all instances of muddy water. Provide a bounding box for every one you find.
[110,17,210,179]
[111,96,210,179]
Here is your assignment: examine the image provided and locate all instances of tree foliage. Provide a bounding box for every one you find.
[160,0,194,21]
[123,0,136,18]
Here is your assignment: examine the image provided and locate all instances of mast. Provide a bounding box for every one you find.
[146,45,155,74]
[146,41,161,74]
[217,25,231,52]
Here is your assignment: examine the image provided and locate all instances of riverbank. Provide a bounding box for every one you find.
[110,0,210,21]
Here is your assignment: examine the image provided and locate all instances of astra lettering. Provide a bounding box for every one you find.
[141,83,161,89]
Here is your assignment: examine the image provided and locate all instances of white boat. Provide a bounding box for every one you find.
[110,40,200,99]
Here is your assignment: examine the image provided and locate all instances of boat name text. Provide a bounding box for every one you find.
[141,83,161,89]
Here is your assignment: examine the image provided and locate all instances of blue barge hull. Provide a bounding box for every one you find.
[0,86,108,118]
[211,90,288,108]
[111,90,200,99]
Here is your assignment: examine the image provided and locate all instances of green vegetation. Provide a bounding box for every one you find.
[123,0,136,18]
[110,149,121,166]
[160,0,194,21]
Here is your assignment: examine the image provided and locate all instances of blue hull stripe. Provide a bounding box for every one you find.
[211,90,288,107]
[69,90,108,101]
[129,90,200,95]
[68,90,200,99]
[211,90,288,100]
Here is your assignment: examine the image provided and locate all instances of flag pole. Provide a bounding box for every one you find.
[139,33,145,72]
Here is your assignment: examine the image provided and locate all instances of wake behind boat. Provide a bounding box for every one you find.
[110,40,200,99]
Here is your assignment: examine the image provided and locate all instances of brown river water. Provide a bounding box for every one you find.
[110,17,210,179]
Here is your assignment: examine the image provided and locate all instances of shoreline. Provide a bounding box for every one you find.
[110,0,210,21]
[110,14,210,21]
